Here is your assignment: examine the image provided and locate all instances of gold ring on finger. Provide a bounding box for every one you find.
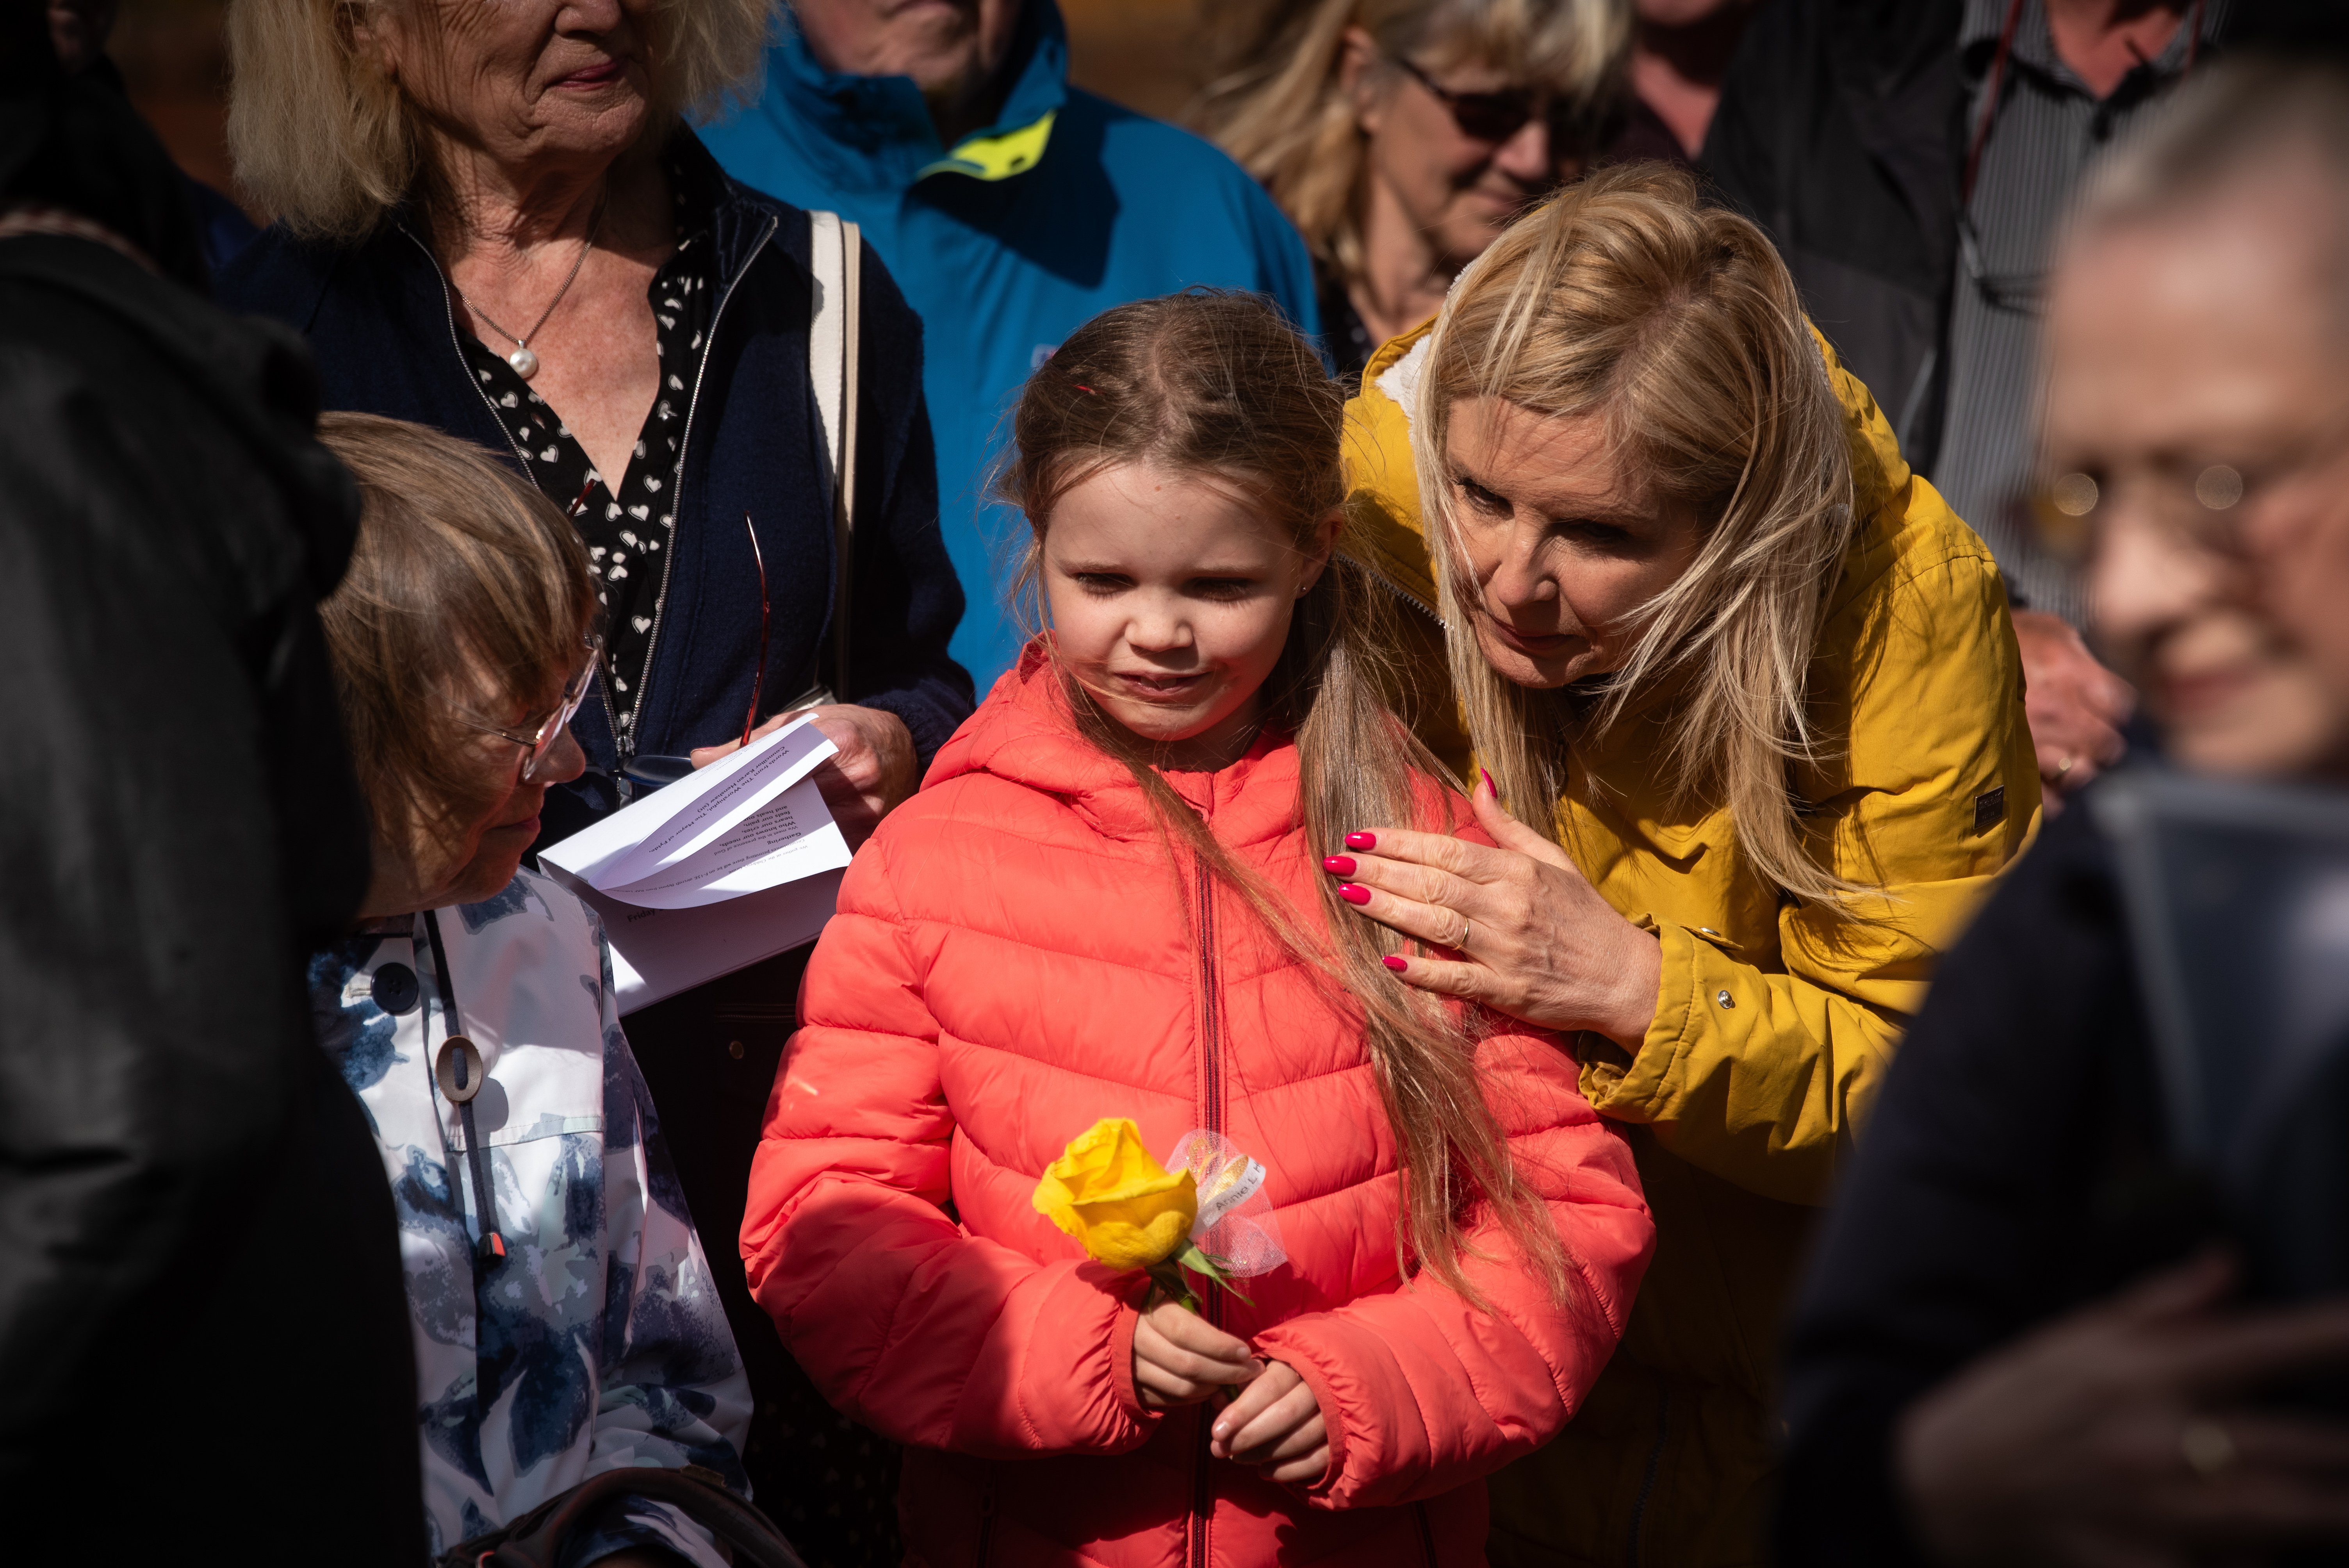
[1456,916,1472,950]
[2181,1418,2237,1479]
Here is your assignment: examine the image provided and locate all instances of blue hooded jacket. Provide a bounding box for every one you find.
[699,0,1321,686]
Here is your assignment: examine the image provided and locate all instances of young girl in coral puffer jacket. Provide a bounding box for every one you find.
[741,292,1654,1567]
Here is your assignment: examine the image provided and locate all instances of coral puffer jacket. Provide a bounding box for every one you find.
[743,655,1654,1567]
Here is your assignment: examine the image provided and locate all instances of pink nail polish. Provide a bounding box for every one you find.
[1322,855,1355,875]
[1382,955,1408,972]
[1479,766,1496,795]
[1338,883,1371,906]
[1344,832,1376,850]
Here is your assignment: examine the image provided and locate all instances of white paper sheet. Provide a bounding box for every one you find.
[538,718,855,1011]
[544,864,847,1014]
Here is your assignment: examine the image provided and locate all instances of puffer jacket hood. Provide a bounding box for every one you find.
[1343,323,2039,1565]
[745,650,1654,1566]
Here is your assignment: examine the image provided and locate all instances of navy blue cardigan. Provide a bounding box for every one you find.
[219,130,973,835]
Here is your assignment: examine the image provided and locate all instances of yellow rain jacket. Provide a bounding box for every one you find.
[1342,324,2040,1567]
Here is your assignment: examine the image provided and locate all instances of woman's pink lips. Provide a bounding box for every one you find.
[551,57,627,89]
[2160,662,2259,717]
[1486,618,1575,655]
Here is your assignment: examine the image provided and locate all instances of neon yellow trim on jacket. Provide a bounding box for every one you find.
[918,110,1057,182]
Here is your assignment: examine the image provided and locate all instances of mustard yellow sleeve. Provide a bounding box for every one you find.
[1578,349,2042,1206]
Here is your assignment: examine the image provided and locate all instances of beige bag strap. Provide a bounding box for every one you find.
[808,210,861,698]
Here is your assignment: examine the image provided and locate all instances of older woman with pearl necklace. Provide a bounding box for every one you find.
[218,0,973,1538]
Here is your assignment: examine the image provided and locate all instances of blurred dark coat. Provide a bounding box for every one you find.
[1700,0,1966,469]
[1776,795,2214,1564]
[0,29,422,1561]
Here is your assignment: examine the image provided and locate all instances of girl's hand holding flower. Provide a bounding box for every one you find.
[1212,1360,1330,1485]
[1132,1295,1257,1409]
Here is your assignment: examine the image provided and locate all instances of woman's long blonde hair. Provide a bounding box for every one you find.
[1414,164,1862,909]
[1195,0,1628,292]
[226,0,776,241]
[1000,291,1566,1301]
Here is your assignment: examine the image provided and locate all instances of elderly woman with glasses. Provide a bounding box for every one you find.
[218,0,974,1515]
[1200,0,1629,383]
[306,413,759,1568]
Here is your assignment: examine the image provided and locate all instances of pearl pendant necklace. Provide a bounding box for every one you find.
[460,198,605,383]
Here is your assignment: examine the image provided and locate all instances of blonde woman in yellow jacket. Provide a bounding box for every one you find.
[1323,164,2040,1566]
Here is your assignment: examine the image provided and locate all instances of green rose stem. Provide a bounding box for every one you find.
[1145,1242,1251,1315]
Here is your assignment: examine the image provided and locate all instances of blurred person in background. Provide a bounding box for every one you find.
[1703,0,2240,813]
[43,0,260,273]
[1333,162,2039,1567]
[1780,52,2349,1568]
[1602,0,1760,164]
[0,14,419,1560]
[700,0,1318,690]
[1198,0,1627,384]
[215,4,973,1557]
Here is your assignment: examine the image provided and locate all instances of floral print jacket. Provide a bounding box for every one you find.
[310,869,752,1566]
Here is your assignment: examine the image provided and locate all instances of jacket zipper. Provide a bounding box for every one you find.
[974,1474,996,1566]
[1415,1502,1440,1566]
[1344,548,1447,629]
[1190,841,1223,1568]
[630,210,777,756]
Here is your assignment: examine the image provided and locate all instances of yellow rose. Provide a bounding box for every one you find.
[1032,1118,1198,1271]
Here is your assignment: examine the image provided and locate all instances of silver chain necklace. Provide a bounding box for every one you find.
[458,198,606,381]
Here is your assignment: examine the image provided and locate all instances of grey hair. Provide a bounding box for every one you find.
[2075,57,2349,240]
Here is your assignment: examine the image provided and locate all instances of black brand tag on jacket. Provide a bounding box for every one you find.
[1973,786,2007,835]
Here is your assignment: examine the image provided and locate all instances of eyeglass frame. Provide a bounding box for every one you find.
[2030,422,2349,569]
[460,634,604,782]
[1387,53,1569,146]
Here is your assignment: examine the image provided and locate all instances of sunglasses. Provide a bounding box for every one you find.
[1390,54,1561,144]
[462,634,605,781]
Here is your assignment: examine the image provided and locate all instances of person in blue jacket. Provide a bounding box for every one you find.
[701,0,1322,688]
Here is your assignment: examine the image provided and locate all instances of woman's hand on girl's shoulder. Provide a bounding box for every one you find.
[1210,1359,1330,1487]
[1132,1294,1258,1410]
[1322,772,1661,1047]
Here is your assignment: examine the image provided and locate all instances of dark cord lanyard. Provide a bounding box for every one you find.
[1962,0,2207,207]
[422,909,507,1267]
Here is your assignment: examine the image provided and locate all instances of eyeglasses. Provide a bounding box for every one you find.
[2029,431,2349,567]
[1390,53,1560,144]
[461,634,604,781]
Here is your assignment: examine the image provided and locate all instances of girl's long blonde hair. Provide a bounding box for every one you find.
[1194,0,1628,292]
[1414,164,1862,909]
[1000,291,1565,1301]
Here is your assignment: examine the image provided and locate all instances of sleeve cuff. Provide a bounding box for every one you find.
[1579,921,1706,1124]
[1108,1297,1149,1421]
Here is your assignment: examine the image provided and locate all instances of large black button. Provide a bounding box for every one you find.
[371,962,422,1015]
